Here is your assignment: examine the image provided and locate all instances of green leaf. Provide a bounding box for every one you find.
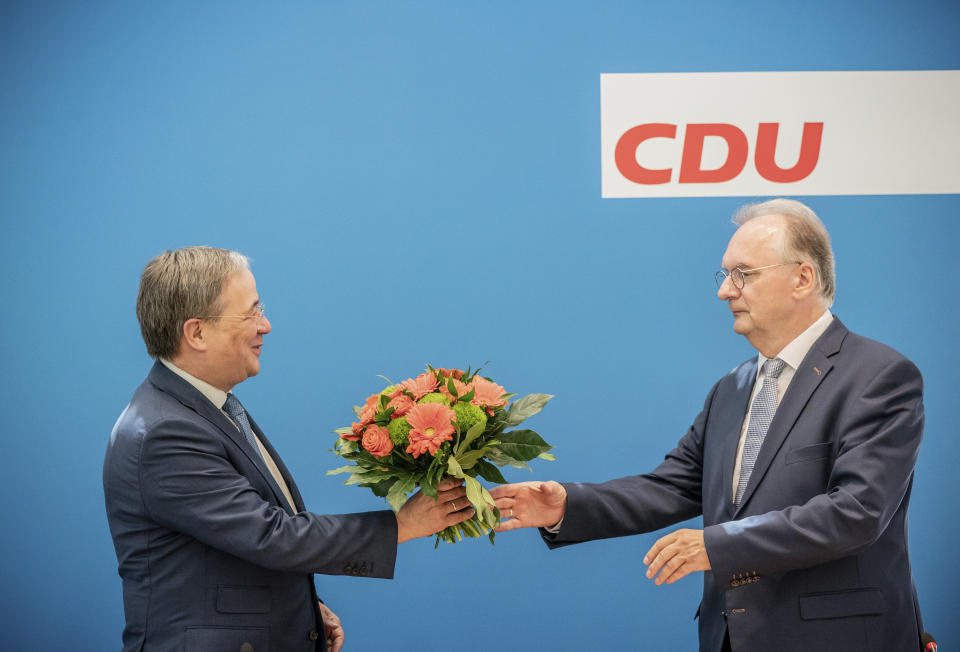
[352,405,362,419]
[447,456,465,479]
[369,478,397,498]
[464,476,492,514]
[420,480,438,500]
[538,452,556,461]
[503,394,553,427]
[326,465,355,476]
[456,447,490,470]
[456,389,476,403]
[374,407,395,425]
[485,448,532,470]
[474,459,507,484]
[447,377,458,396]
[496,429,554,462]
[344,468,396,485]
[333,426,354,436]
[455,421,486,456]
[344,472,369,485]
[336,440,359,454]
[423,455,442,488]
[476,484,498,527]
[386,475,417,512]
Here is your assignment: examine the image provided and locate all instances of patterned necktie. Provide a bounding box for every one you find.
[734,357,787,507]
[224,393,262,461]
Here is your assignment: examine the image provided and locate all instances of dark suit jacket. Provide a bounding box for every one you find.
[545,319,925,652]
[103,361,398,652]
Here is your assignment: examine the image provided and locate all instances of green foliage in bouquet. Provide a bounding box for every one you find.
[328,365,554,546]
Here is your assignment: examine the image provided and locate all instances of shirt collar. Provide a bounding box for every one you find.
[757,309,834,374]
[160,358,229,410]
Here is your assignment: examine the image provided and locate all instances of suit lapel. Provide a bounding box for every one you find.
[148,361,296,512]
[733,319,847,515]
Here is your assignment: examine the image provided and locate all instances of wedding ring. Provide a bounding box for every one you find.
[450,500,458,510]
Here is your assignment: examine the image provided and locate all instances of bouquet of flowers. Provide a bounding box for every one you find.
[329,365,554,545]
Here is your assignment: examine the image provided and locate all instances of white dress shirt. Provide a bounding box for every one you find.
[731,310,834,499]
[160,358,298,512]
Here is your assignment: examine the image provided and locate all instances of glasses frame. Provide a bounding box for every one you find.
[196,302,266,325]
[715,263,801,290]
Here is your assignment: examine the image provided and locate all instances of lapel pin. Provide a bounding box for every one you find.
[813,367,822,376]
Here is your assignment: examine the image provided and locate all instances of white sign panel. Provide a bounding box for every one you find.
[601,71,960,198]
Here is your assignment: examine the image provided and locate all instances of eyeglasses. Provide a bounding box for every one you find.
[197,302,266,325]
[715,263,800,289]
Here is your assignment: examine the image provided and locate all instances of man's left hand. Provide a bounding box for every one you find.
[643,528,711,585]
[318,601,344,652]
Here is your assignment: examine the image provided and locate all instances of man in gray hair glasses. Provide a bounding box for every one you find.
[492,199,927,652]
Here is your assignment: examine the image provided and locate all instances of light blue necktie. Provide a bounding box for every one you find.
[224,393,262,461]
[734,357,787,507]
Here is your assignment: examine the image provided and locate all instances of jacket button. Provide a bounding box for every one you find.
[240,643,254,652]
[359,564,368,576]
[308,630,319,641]
[343,563,353,574]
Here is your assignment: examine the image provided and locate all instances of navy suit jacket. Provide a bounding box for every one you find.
[103,361,398,652]
[545,319,925,652]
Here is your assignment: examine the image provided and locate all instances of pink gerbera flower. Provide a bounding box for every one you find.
[400,372,439,400]
[471,376,508,409]
[405,402,456,458]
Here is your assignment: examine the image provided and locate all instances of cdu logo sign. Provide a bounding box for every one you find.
[601,71,960,198]
[614,121,824,185]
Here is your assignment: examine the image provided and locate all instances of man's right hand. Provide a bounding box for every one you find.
[396,477,474,543]
[489,481,567,532]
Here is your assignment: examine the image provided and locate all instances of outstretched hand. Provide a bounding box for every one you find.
[396,477,475,543]
[489,481,567,532]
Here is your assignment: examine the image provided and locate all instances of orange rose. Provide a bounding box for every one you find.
[361,425,394,458]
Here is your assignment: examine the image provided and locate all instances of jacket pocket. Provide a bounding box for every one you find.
[799,588,885,620]
[184,626,268,652]
[785,442,832,465]
[216,585,271,614]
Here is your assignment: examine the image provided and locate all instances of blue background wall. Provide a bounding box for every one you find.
[2,2,957,649]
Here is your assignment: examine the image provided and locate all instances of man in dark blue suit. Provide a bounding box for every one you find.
[491,200,926,651]
[104,247,474,652]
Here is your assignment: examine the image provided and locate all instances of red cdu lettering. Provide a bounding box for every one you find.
[614,123,677,184]
[754,122,824,182]
[678,124,749,183]
[614,121,824,186]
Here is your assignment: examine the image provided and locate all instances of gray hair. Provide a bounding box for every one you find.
[733,198,835,307]
[136,246,250,359]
